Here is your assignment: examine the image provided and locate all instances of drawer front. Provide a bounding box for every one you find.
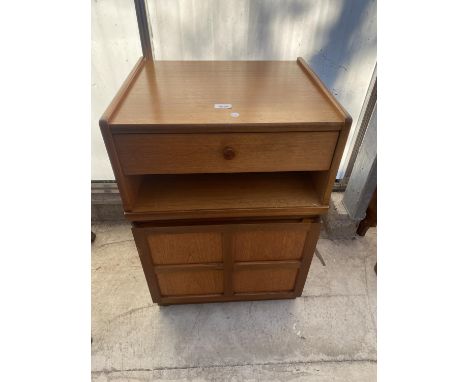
[114,132,339,175]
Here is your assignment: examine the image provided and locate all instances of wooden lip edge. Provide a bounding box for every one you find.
[133,220,316,231]
[154,263,224,273]
[123,168,333,176]
[158,291,296,305]
[108,122,345,133]
[124,206,330,221]
[99,56,146,129]
[100,58,351,131]
[234,260,301,269]
[153,260,301,273]
[296,57,353,128]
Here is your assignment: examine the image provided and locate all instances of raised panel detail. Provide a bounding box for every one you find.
[132,220,320,303]
[157,270,224,296]
[233,268,298,293]
[147,232,222,265]
[232,229,307,262]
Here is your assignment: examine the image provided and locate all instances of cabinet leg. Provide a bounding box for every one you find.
[357,219,371,236]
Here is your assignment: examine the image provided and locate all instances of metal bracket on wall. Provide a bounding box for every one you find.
[342,103,377,221]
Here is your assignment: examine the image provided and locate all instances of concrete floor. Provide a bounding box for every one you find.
[91,223,376,381]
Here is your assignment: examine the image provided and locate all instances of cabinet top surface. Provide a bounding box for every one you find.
[107,60,346,127]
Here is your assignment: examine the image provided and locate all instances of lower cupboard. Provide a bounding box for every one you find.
[132,218,320,305]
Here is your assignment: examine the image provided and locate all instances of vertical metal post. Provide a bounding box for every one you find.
[335,64,377,190]
[342,104,377,220]
[134,0,154,59]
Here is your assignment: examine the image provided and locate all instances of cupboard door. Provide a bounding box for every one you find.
[132,219,320,303]
[132,225,225,301]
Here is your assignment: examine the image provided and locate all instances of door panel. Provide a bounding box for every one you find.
[157,270,224,296]
[147,231,222,265]
[132,219,320,302]
[233,268,298,293]
[232,229,308,262]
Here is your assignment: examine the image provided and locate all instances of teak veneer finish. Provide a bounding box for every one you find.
[108,60,344,127]
[127,172,327,221]
[100,57,351,305]
[114,131,338,175]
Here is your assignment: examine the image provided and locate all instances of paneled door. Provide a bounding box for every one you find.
[132,219,320,304]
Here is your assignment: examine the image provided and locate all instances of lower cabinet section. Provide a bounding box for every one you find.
[132,218,320,305]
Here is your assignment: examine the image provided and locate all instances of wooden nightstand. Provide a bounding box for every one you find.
[100,57,351,305]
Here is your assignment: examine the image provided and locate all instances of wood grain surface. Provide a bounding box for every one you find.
[232,229,308,262]
[114,131,338,175]
[101,58,353,305]
[157,270,224,296]
[233,268,298,293]
[147,232,222,265]
[108,60,345,127]
[127,172,328,221]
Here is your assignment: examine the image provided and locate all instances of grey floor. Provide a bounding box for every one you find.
[91,222,377,382]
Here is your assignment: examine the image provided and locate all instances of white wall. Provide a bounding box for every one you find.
[91,0,141,180]
[92,0,376,180]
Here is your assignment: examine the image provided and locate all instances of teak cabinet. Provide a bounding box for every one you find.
[100,58,351,305]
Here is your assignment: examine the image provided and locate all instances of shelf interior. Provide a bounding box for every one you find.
[128,172,328,219]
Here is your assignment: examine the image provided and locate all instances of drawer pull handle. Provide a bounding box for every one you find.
[223,146,236,160]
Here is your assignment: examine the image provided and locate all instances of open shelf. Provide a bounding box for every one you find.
[125,172,328,221]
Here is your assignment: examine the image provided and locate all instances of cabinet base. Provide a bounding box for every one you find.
[155,291,300,306]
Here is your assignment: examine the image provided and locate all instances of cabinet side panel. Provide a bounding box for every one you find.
[99,57,146,210]
[312,126,351,204]
[132,227,162,303]
[294,222,321,296]
[100,124,141,210]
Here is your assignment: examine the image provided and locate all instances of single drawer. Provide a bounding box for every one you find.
[114,132,339,175]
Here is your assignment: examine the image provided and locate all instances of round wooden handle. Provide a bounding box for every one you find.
[223,146,236,160]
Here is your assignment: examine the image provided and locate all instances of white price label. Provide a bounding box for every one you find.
[214,103,232,109]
